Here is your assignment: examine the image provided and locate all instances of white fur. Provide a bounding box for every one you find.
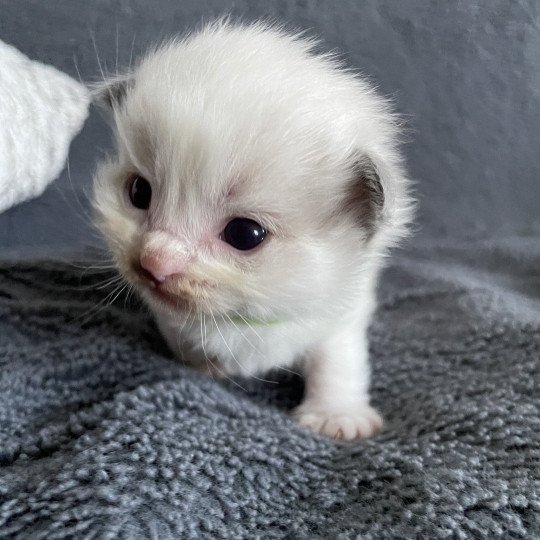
[93,20,414,440]
[0,40,89,213]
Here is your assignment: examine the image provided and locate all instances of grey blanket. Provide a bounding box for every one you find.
[1,236,538,538]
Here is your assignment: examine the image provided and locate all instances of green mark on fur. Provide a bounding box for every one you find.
[230,315,282,327]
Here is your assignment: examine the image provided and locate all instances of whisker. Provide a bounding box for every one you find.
[72,53,84,85]
[221,312,259,353]
[178,309,194,334]
[274,365,302,377]
[170,308,195,336]
[74,281,126,325]
[63,274,123,292]
[231,310,264,342]
[90,30,107,84]
[115,23,119,77]
[68,262,116,271]
[93,275,124,290]
[206,311,248,392]
[77,266,118,276]
[200,314,236,387]
[106,281,129,307]
[223,313,299,376]
[129,33,136,70]
[210,312,277,385]
[199,315,214,381]
[123,283,137,310]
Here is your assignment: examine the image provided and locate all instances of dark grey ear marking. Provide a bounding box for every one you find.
[93,77,133,110]
[344,157,385,237]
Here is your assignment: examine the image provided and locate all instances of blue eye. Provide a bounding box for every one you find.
[222,218,267,251]
[128,175,152,210]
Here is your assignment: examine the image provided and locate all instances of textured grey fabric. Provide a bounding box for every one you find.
[0,239,539,538]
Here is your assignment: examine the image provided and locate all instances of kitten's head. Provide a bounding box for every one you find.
[93,21,412,323]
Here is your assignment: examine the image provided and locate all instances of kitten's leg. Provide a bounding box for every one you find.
[292,321,382,440]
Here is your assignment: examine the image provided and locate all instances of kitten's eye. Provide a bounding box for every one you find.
[127,175,152,210]
[222,218,267,251]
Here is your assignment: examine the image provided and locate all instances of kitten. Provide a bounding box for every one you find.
[93,20,413,440]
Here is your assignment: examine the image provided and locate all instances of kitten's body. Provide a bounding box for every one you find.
[93,21,413,440]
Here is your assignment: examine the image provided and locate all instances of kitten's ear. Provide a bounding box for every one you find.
[91,75,133,111]
[343,156,385,239]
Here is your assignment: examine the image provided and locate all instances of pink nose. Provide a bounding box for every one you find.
[139,250,183,284]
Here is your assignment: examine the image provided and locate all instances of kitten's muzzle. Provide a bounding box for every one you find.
[130,259,216,310]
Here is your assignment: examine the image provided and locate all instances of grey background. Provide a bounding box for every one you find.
[1,3,539,536]
[1,0,539,257]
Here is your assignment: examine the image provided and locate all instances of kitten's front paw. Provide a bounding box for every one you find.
[292,401,383,440]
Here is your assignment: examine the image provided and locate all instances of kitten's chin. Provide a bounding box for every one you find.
[140,283,225,317]
[147,287,193,311]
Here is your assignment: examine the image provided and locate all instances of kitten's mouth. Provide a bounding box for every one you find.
[129,260,215,312]
[148,279,210,311]
[149,286,190,309]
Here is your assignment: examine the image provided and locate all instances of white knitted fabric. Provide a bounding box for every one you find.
[0,41,89,213]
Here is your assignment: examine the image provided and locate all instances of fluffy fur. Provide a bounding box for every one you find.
[93,20,413,440]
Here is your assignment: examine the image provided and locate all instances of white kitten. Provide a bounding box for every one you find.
[93,20,413,440]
